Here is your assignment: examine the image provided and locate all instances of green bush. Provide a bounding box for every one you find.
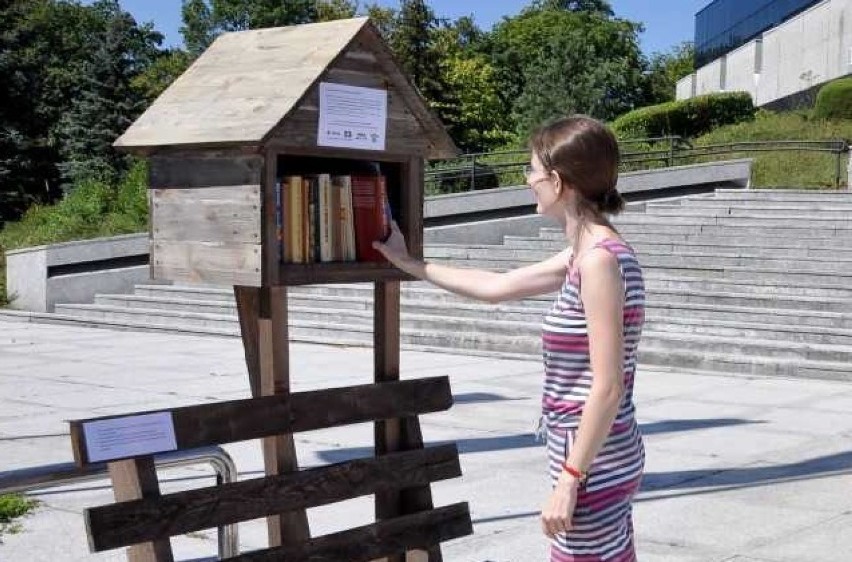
[612,92,756,139]
[814,78,852,120]
[0,160,148,305]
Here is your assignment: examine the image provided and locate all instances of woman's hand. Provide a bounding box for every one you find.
[372,221,411,268]
[540,473,580,539]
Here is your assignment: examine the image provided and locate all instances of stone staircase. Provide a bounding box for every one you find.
[48,189,852,381]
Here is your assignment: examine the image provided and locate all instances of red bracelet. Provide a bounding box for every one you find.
[561,462,588,485]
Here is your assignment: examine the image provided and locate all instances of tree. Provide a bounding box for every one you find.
[534,0,614,15]
[364,3,396,39]
[55,0,162,187]
[210,0,316,32]
[642,42,695,104]
[317,0,358,22]
[488,7,645,136]
[180,0,214,57]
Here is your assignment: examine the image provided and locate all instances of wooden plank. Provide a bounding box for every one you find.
[85,445,461,552]
[149,154,263,188]
[227,503,472,562]
[106,458,173,562]
[258,286,309,545]
[277,261,415,286]
[355,25,458,159]
[234,286,261,398]
[404,158,425,261]
[261,151,279,286]
[150,240,262,287]
[374,280,405,562]
[69,377,453,467]
[115,19,370,149]
[151,200,260,244]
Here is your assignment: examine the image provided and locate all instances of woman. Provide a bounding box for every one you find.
[373,115,645,562]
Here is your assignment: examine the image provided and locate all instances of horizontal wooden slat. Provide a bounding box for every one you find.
[277,261,416,286]
[86,445,461,552]
[150,240,262,286]
[149,154,263,188]
[152,185,261,244]
[231,503,471,562]
[70,377,452,466]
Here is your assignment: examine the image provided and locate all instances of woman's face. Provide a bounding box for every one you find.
[526,152,562,219]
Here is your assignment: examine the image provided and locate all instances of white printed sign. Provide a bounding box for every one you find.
[82,411,178,463]
[318,82,387,151]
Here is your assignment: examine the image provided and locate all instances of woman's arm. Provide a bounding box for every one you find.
[373,222,569,303]
[541,247,625,538]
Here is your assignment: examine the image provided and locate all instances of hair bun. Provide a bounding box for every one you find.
[600,188,625,215]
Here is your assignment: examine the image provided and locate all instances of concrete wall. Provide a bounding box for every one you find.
[5,234,151,312]
[680,0,852,107]
[725,41,759,99]
[696,58,724,94]
[676,73,696,100]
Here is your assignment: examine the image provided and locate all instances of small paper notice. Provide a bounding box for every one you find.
[318,82,387,151]
[83,411,178,463]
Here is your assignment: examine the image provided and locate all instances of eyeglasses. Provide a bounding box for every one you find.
[523,164,550,187]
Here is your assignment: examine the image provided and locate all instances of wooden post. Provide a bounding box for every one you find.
[236,285,309,547]
[374,281,442,562]
[107,458,173,562]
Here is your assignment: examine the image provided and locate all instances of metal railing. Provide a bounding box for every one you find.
[425,137,851,192]
[0,445,239,559]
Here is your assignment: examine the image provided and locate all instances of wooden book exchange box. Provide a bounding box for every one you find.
[67,17,472,562]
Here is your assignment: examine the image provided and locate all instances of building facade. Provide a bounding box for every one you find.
[677,0,852,107]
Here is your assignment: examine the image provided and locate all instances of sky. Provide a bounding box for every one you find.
[91,0,712,56]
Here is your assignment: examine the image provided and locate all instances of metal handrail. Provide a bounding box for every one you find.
[0,445,239,559]
[425,137,850,190]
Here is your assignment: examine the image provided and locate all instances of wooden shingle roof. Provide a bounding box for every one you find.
[115,17,457,158]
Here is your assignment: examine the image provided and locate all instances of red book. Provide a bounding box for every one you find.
[350,175,390,262]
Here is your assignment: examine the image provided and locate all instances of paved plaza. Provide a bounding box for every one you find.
[1,319,851,561]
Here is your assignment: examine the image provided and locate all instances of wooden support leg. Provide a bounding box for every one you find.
[108,458,173,562]
[235,285,309,547]
[374,281,442,562]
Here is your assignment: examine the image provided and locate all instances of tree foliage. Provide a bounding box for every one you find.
[2,0,708,228]
[643,42,695,104]
[488,5,645,136]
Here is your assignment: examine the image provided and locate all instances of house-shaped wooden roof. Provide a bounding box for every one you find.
[115,17,458,158]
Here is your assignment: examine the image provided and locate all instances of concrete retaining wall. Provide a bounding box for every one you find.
[5,234,151,312]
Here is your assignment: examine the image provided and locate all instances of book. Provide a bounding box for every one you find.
[279,170,391,265]
[351,175,390,262]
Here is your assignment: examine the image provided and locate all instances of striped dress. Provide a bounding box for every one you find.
[541,238,645,562]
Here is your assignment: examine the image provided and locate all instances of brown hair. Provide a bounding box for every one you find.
[529,115,625,217]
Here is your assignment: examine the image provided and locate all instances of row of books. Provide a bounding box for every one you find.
[276,174,391,264]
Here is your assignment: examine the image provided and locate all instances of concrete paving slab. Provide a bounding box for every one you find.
[2,319,851,562]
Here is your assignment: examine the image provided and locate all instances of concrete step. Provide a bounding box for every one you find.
[644,315,852,346]
[712,189,852,200]
[61,297,852,350]
[136,273,852,311]
[643,274,852,299]
[677,199,852,212]
[611,214,852,229]
[539,224,852,239]
[500,237,851,260]
[36,304,852,380]
[424,256,852,285]
[636,346,852,382]
[645,205,852,219]
[423,244,852,272]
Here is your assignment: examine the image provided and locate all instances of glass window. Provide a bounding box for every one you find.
[695,0,821,67]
